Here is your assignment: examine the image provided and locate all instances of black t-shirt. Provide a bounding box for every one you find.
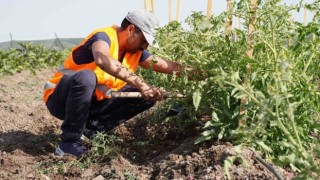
[72,32,151,65]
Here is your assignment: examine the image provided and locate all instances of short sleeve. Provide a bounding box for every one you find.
[84,32,111,49]
[139,50,151,62]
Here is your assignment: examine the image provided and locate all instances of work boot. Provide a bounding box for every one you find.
[83,127,97,139]
[55,140,87,157]
[81,128,97,145]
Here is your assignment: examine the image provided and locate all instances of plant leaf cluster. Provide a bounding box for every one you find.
[142,0,320,177]
[0,42,69,77]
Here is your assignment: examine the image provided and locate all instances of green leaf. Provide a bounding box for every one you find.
[218,128,225,140]
[279,141,294,148]
[211,111,219,121]
[223,156,235,180]
[192,89,202,111]
[231,87,238,96]
[255,90,265,99]
[202,129,215,137]
[194,135,212,144]
[204,121,213,128]
[255,141,273,153]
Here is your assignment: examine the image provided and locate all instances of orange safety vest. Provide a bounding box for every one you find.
[43,25,142,102]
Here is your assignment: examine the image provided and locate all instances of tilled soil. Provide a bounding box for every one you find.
[0,69,294,179]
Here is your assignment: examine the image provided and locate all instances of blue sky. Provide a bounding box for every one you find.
[0,0,314,42]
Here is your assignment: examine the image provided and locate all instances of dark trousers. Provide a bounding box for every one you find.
[46,70,155,142]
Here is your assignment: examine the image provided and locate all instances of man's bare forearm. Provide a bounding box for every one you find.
[98,57,148,90]
[91,41,150,91]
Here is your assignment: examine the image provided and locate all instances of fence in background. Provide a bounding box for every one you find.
[0,36,83,50]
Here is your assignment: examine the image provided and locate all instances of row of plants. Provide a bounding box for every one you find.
[144,0,320,178]
[0,42,68,77]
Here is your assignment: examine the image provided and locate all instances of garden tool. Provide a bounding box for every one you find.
[110,91,186,98]
[110,91,186,117]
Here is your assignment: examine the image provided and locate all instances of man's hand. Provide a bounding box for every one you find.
[139,84,164,101]
[187,69,207,80]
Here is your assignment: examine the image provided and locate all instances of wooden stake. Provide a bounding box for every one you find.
[303,8,307,26]
[245,0,257,58]
[240,0,257,123]
[289,3,294,46]
[207,0,213,18]
[234,17,238,41]
[225,0,233,36]
[169,0,173,21]
[290,3,294,24]
[151,0,155,13]
[144,0,154,13]
[312,12,316,41]
[176,0,181,21]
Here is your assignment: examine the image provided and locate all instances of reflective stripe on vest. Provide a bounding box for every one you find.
[96,85,112,96]
[44,81,56,90]
[43,63,75,90]
[44,81,112,97]
[43,63,113,96]
[57,64,75,76]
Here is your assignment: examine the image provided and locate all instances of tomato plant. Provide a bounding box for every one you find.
[144,0,320,178]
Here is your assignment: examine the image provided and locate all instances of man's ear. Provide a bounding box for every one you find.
[127,24,135,35]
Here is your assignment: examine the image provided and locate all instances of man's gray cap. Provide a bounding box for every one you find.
[125,9,159,48]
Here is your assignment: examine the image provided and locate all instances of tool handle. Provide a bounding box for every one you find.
[110,92,185,98]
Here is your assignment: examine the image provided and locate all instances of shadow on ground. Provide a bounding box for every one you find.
[0,130,59,156]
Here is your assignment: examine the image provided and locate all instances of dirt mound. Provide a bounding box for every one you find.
[0,69,293,179]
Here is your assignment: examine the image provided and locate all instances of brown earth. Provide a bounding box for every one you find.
[0,69,295,180]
